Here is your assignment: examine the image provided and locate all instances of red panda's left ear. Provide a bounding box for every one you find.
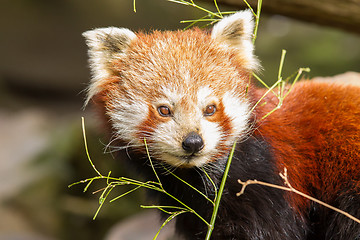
[211,10,259,71]
[83,27,137,106]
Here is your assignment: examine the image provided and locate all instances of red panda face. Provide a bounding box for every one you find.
[135,85,250,168]
[83,10,258,168]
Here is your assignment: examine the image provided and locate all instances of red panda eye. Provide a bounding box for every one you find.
[158,106,172,117]
[204,105,216,116]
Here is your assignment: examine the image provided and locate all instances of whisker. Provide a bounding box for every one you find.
[194,167,210,196]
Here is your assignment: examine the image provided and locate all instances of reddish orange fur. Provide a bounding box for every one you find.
[112,29,250,99]
[253,81,360,211]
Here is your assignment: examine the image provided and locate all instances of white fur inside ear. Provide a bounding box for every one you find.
[211,10,259,71]
[83,27,136,105]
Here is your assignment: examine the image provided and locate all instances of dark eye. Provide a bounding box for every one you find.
[158,106,172,117]
[204,105,216,116]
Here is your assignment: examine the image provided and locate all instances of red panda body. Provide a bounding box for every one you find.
[256,82,360,203]
[254,82,360,239]
[83,11,360,239]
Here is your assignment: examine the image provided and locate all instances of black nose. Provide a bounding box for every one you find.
[182,132,204,154]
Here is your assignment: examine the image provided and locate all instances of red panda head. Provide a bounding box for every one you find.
[83,10,259,168]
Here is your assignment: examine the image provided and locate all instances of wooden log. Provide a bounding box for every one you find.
[211,0,360,34]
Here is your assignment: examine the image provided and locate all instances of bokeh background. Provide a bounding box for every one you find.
[1,0,359,239]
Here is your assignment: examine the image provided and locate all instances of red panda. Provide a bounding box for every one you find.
[83,10,360,240]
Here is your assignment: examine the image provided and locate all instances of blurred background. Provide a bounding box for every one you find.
[0,0,359,239]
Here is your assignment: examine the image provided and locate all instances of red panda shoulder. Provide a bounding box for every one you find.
[253,81,360,208]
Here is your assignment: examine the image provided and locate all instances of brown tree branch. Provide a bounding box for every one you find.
[237,168,360,224]
[209,0,360,34]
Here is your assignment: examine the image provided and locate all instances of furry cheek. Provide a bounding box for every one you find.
[109,99,150,145]
[222,92,251,140]
[149,120,183,155]
[200,119,222,155]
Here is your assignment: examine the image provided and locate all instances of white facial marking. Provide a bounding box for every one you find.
[222,92,250,140]
[157,87,182,107]
[110,97,148,144]
[197,86,213,106]
[200,119,222,153]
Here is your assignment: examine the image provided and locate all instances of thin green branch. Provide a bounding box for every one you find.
[180,18,219,23]
[162,189,210,226]
[278,49,286,82]
[167,0,222,18]
[283,67,310,99]
[252,0,262,44]
[141,205,188,211]
[205,141,237,240]
[242,0,255,15]
[93,184,114,220]
[250,49,310,121]
[143,139,210,227]
[250,78,282,114]
[133,0,136,12]
[144,138,162,188]
[213,0,222,17]
[141,205,188,215]
[153,210,187,240]
[182,15,212,30]
[83,178,94,192]
[201,167,218,203]
[260,104,281,120]
[252,72,270,89]
[163,165,214,205]
[81,117,101,176]
[110,186,142,202]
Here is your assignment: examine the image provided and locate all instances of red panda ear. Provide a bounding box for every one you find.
[82,27,137,105]
[211,10,259,71]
